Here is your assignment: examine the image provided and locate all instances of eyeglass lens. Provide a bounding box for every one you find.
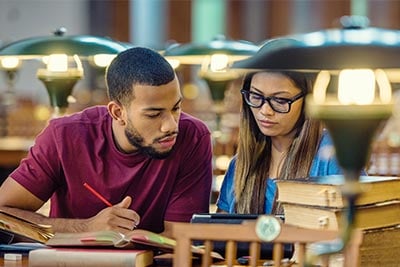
[242,91,291,112]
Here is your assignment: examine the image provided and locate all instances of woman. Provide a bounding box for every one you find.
[216,71,342,215]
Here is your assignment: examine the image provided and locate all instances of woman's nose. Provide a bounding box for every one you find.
[259,100,275,116]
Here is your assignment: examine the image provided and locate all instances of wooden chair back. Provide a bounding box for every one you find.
[172,216,363,267]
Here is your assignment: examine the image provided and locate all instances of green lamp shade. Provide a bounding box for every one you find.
[164,35,259,65]
[0,29,127,59]
[164,36,259,104]
[0,28,129,116]
[233,18,400,70]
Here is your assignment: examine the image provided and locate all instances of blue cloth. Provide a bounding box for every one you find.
[216,130,343,214]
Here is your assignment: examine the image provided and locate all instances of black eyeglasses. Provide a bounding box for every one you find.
[240,90,305,113]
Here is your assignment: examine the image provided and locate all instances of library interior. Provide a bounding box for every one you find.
[0,0,400,266]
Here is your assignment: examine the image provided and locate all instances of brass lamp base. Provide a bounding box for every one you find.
[306,100,393,257]
[307,102,393,176]
[38,75,81,117]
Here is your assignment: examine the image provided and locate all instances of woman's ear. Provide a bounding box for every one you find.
[107,101,126,126]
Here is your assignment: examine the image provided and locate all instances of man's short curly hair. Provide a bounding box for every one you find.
[105,47,175,106]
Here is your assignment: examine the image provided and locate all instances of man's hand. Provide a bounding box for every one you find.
[0,177,141,234]
[85,196,140,234]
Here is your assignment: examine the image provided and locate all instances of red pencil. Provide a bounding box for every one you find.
[83,182,113,207]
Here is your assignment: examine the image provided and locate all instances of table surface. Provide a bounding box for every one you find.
[0,255,297,267]
[0,257,28,267]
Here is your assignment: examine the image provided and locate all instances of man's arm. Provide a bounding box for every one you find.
[160,221,176,238]
[0,177,140,234]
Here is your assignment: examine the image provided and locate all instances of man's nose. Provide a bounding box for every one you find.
[161,113,178,132]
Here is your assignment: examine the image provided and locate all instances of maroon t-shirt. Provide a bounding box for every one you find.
[10,106,213,233]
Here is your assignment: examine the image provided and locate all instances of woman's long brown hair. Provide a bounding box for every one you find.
[234,71,323,214]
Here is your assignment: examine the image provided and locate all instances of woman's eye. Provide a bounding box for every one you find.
[273,98,288,104]
[250,94,263,101]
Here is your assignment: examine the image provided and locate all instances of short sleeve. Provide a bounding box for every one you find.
[216,157,237,213]
[310,130,343,176]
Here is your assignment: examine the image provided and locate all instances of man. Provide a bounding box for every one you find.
[0,47,213,237]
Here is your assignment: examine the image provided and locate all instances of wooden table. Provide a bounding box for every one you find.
[0,254,171,267]
[0,256,28,267]
[0,255,291,267]
[0,137,33,184]
[0,137,33,168]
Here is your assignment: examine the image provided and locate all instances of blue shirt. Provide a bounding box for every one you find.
[216,130,343,214]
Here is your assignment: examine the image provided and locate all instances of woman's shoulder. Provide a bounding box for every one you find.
[319,129,334,146]
[311,129,343,176]
[316,129,337,158]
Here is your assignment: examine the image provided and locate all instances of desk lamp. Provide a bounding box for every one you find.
[1,56,21,89]
[233,15,400,261]
[0,56,21,106]
[164,35,259,134]
[0,27,127,117]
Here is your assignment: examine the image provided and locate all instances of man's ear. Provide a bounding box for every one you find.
[107,101,126,126]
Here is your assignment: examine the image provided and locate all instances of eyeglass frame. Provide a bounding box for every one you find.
[240,89,306,113]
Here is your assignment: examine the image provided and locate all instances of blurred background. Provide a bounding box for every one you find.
[0,0,400,200]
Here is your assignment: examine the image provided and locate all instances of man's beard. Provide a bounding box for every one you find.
[125,120,175,159]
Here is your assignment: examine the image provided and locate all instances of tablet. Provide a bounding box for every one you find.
[190,213,260,224]
[191,213,284,224]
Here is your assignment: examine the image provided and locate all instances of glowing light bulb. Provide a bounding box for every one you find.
[167,59,180,69]
[38,54,83,78]
[1,56,20,70]
[73,55,83,72]
[47,54,68,72]
[338,69,375,105]
[375,69,392,104]
[313,68,392,107]
[209,54,229,72]
[313,70,331,104]
[93,54,115,68]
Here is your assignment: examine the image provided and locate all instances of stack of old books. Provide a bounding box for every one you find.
[276,175,400,266]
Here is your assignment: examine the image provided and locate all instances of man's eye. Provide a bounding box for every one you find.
[173,106,181,112]
[146,113,161,118]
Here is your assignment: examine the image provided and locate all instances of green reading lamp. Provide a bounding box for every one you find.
[0,27,127,117]
[0,56,21,106]
[233,15,400,264]
[164,35,259,133]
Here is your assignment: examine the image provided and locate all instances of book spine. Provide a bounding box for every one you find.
[28,249,152,267]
